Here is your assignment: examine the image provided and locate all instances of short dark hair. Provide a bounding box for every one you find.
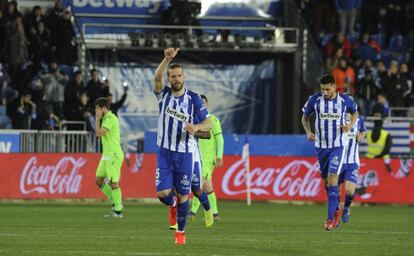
[90,68,98,74]
[167,63,183,76]
[94,97,110,109]
[200,94,208,102]
[320,74,335,85]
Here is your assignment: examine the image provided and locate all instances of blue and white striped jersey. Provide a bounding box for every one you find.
[302,92,357,148]
[345,116,366,165]
[156,87,208,153]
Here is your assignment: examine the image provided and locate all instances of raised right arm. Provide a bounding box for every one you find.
[153,48,180,94]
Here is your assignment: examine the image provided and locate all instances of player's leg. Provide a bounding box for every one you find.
[173,151,193,244]
[325,147,346,230]
[95,160,113,205]
[342,166,358,223]
[203,161,219,219]
[107,154,124,218]
[189,162,211,224]
[189,161,203,216]
[156,149,176,208]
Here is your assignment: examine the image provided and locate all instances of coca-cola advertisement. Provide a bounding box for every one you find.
[213,156,414,204]
[0,154,156,199]
[0,154,413,203]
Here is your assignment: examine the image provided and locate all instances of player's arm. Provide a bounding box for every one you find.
[301,114,315,141]
[213,116,224,166]
[195,130,211,139]
[95,110,108,137]
[343,96,359,132]
[185,117,212,133]
[153,48,180,94]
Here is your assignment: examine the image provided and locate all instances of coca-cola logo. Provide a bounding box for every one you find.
[20,156,86,195]
[222,160,322,198]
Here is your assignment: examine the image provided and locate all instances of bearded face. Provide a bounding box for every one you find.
[168,67,184,92]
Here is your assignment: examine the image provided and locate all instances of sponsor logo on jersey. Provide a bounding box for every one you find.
[319,113,341,120]
[166,107,189,122]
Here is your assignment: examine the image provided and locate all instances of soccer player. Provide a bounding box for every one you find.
[189,95,224,221]
[339,113,366,223]
[301,74,358,231]
[94,97,124,218]
[169,129,214,230]
[154,48,212,245]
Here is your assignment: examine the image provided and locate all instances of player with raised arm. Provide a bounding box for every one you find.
[301,74,358,231]
[94,97,124,218]
[339,113,366,223]
[154,48,212,244]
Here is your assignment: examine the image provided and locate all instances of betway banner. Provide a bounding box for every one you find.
[0,154,413,204]
[66,0,167,14]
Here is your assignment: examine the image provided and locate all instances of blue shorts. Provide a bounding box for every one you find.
[191,147,202,191]
[338,163,359,184]
[316,146,346,179]
[156,147,193,195]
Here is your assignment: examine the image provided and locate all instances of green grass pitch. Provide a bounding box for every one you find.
[0,201,413,256]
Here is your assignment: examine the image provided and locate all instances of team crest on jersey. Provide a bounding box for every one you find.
[181,175,190,186]
[332,156,339,166]
[166,106,189,122]
[320,113,341,120]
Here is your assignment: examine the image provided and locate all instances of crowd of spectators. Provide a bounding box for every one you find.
[0,1,128,131]
[298,0,414,117]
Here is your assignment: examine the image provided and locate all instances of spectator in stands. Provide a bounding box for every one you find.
[376,60,389,87]
[29,21,52,65]
[383,61,409,115]
[108,89,128,117]
[353,33,381,62]
[399,63,413,106]
[325,33,352,59]
[0,63,18,107]
[86,69,110,105]
[24,5,44,39]
[312,0,337,38]
[332,57,356,94]
[66,92,93,131]
[3,1,21,28]
[360,0,382,34]
[357,59,379,85]
[46,0,64,48]
[64,70,85,116]
[6,90,36,129]
[384,0,408,48]
[32,94,59,130]
[55,10,77,65]
[372,93,390,117]
[41,61,68,118]
[4,16,28,88]
[335,0,360,35]
[0,8,5,56]
[355,69,379,116]
[326,48,344,72]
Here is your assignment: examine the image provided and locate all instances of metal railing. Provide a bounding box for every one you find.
[20,130,101,153]
[81,23,299,51]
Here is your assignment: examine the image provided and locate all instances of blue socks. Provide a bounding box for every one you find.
[177,200,189,232]
[158,191,176,207]
[344,194,355,208]
[327,186,339,220]
[194,191,211,211]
